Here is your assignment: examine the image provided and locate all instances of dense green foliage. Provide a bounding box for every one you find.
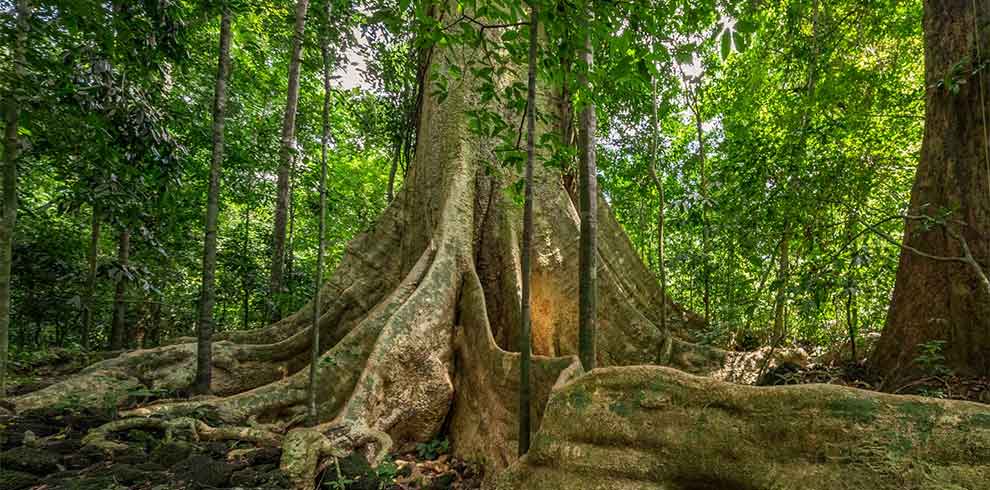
[1,0,928,364]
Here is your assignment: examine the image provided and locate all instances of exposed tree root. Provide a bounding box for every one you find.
[82,416,281,453]
[496,366,990,490]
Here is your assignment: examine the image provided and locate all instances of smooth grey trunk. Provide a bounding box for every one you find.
[577,1,597,372]
[195,9,232,395]
[309,0,332,426]
[110,228,130,350]
[518,1,538,456]
[270,0,311,323]
[0,0,29,397]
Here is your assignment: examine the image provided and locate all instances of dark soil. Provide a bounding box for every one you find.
[1,349,483,490]
[0,406,289,490]
[0,405,482,490]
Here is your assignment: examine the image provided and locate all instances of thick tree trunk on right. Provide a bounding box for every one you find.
[270,0,310,323]
[870,0,990,384]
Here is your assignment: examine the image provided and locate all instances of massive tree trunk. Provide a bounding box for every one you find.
[195,8,233,395]
[870,0,990,384]
[11,4,794,488]
[270,0,310,323]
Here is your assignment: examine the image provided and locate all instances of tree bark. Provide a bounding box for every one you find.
[687,90,711,325]
[309,0,332,427]
[82,205,101,350]
[1,0,29,398]
[496,366,990,490]
[195,8,232,395]
[773,227,790,342]
[577,0,598,372]
[648,77,669,363]
[518,0,538,456]
[870,0,990,383]
[270,0,311,323]
[109,228,130,350]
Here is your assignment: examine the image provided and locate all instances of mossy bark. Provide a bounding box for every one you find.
[496,366,990,490]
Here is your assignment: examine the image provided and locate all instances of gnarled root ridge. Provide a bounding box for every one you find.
[495,366,990,490]
[81,416,281,453]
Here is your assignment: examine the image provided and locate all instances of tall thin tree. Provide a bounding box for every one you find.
[109,228,130,350]
[195,7,233,395]
[648,76,668,363]
[269,0,311,323]
[577,0,597,372]
[81,206,100,350]
[309,0,332,426]
[1,0,30,397]
[518,0,538,456]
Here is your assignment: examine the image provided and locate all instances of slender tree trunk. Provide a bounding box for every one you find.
[518,0,538,456]
[242,206,251,330]
[82,205,101,350]
[195,9,232,395]
[309,0,332,426]
[110,228,130,351]
[648,77,668,362]
[270,0,311,323]
[0,0,28,397]
[690,97,710,325]
[286,159,297,298]
[772,227,790,342]
[871,0,990,383]
[577,0,597,372]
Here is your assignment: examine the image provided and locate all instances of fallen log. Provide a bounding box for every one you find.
[495,366,990,490]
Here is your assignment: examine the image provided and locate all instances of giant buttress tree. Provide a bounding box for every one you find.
[11,2,777,487]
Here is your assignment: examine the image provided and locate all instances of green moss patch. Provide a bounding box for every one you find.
[826,397,879,424]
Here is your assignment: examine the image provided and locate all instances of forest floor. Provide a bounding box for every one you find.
[760,358,990,404]
[0,350,484,490]
[3,347,988,490]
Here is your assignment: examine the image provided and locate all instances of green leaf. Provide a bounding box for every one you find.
[735,19,758,34]
[733,31,749,53]
[720,29,732,59]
